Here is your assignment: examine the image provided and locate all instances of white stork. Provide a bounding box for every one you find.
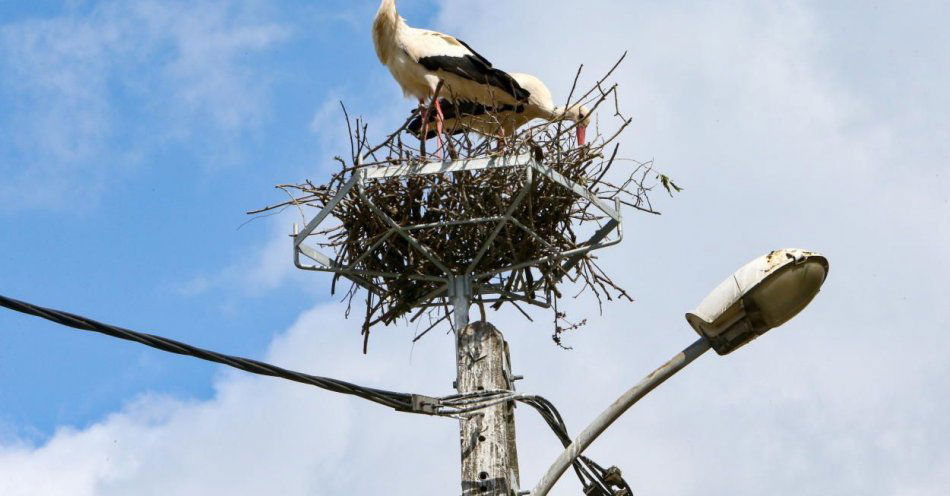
[372,0,529,157]
[407,72,592,146]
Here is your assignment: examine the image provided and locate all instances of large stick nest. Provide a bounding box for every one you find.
[252,56,680,350]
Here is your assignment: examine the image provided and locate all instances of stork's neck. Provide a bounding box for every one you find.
[373,0,399,62]
[376,0,397,20]
[373,0,402,64]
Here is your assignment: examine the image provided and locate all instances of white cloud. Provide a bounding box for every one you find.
[0,0,290,212]
[3,1,949,495]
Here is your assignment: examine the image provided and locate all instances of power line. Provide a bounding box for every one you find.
[0,294,413,411]
[0,293,632,493]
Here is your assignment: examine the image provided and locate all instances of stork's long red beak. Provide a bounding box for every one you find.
[577,125,587,146]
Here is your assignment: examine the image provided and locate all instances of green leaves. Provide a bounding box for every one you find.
[658,174,684,196]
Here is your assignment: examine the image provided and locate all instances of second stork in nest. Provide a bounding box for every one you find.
[372,0,530,158]
[408,72,592,147]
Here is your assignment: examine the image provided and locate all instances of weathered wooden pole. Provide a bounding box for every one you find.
[456,320,520,495]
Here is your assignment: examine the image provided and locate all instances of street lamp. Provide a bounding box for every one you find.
[685,248,829,355]
[530,248,830,496]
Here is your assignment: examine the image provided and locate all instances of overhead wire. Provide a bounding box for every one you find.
[0,293,632,494]
[0,294,413,411]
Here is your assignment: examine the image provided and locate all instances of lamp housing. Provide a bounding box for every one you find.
[685,248,829,355]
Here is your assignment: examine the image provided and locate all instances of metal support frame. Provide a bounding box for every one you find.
[450,276,472,335]
[292,153,624,310]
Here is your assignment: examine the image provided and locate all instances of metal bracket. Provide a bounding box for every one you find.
[403,394,443,415]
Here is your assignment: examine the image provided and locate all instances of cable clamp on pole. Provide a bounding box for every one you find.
[401,394,443,415]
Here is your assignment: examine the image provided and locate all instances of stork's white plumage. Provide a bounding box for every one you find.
[408,73,592,145]
[372,0,529,156]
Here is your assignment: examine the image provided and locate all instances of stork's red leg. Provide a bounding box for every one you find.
[434,97,445,161]
[418,100,429,158]
[494,126,511,153]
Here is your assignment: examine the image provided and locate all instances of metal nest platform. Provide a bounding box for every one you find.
[293,152,623,314]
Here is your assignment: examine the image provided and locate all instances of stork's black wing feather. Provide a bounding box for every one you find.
[453,38,495,69]
[417,37,530,102]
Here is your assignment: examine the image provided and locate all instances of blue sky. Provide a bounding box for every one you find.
[1,1,948,495]
[0,0,437,438]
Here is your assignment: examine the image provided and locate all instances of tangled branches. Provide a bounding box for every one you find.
[252,57,676,349]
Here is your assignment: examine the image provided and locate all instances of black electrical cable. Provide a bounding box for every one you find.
[518,396,634,495]
[0,294,413,411]
[1,293,633,494]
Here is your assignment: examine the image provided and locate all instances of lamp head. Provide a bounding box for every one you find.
[686,249,829,355]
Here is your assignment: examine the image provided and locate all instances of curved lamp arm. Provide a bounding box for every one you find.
[530,338,711,496]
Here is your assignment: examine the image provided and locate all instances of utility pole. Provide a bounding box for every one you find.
[453,278,520,495]
[457,321,520,495]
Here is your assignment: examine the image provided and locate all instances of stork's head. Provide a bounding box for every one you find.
[567,105,592,146]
